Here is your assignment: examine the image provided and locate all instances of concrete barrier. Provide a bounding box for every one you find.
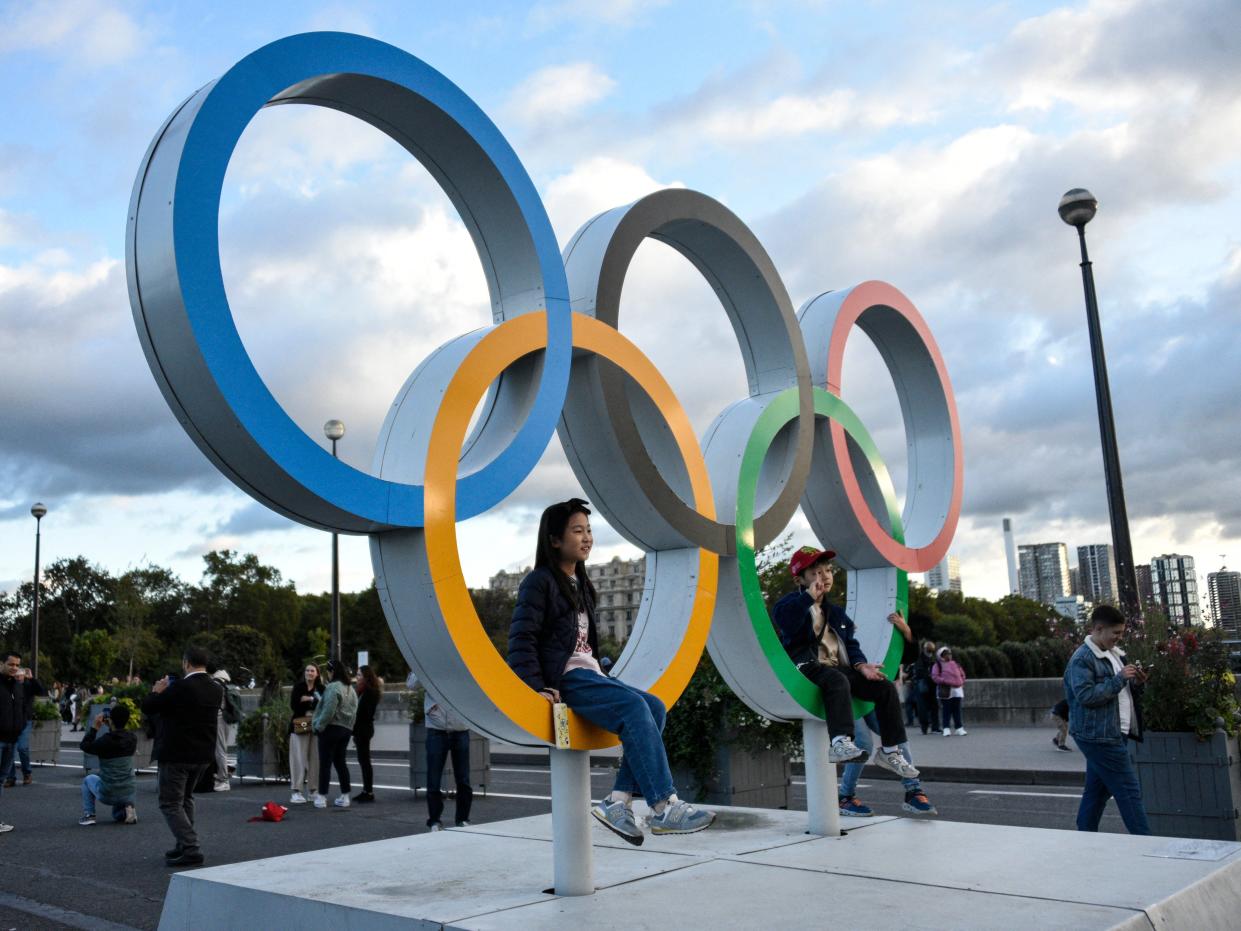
[957,677,1063,725]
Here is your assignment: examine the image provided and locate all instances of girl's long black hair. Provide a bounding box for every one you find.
[535,497,597,612]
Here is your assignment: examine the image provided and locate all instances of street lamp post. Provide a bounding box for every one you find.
[324,420,346,664]
[30,503,47,680]
[1058,189,1141,620]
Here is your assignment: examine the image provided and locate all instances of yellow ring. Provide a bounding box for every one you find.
[423,313,719,748]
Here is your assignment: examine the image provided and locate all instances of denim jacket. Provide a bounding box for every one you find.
[1064,641,1144,743]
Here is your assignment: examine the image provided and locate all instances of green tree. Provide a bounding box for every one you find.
[189,624,280,689]
[69,628,119,685]
[190,551,301,658]
[112,572,163,680]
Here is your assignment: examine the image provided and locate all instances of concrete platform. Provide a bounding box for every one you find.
[158,806,1241,930]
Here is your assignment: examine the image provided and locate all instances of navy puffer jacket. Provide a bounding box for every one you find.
[507,567,598,692]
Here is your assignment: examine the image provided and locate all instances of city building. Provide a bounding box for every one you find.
[1077,544,1119,604]
[1002,518,1019,594]
[1150,554,1201,627]
[1018,543,1071,605]
[1207,567,1241,636]
[1053,594,1090,623]
[1069,566,1081,597]
[490,555,648,643]
[1136,563,1154,607]
[586,555,646,642]
[925,554,962,593]
[488,567,530,598]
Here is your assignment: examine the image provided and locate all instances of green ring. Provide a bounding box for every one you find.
[736,386,908,719]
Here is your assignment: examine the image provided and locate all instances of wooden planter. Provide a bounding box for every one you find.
[1132,730,1241,841]
[673,739,791,809]
[28,719,62,764]
[408,723,489,796]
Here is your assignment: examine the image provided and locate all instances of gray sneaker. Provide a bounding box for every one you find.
[828,737,868,764]
[648,799,716,835]
[592,799,644,845]
[874,749,920,779]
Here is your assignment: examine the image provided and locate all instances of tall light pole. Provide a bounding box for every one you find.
[324,420,345,664]
[1058,189,1140,620]
[30,503,47,680]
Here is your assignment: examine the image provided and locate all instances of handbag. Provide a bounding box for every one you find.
[291,716,312,735]
[936,683,951,700]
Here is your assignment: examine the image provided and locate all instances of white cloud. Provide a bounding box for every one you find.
[0,0,146,67]
[542,156,681,242]
[526,0,668,31]
[506,62,617,127]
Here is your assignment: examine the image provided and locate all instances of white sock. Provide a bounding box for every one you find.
[608,790,632,806]
[653,793,678,815]
[881,745,898,754]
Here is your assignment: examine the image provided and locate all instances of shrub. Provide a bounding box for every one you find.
[32,699,61,722]
[980,646,1013,679]
[1000,642,1029,677]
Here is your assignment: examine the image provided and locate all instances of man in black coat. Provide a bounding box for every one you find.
[0,652,32,834]
[141,645,223,867]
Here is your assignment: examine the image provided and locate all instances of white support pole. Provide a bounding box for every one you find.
[802,719,840,837]
[549,748,594,896]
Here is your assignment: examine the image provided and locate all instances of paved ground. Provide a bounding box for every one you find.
[0,726,1111,930]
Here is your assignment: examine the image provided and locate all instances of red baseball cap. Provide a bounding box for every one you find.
[789,546,837,578]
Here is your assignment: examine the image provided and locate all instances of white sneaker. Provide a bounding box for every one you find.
[290,791,307,805]
[955,727,968,736]
[333,794,351,808]
[312,793,327,809]
[213,781,230,792]
[874,748,920,780]
[828,736,869,764]
[942,728,952,737]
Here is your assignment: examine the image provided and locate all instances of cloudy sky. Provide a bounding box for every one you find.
[1,0,1238,611]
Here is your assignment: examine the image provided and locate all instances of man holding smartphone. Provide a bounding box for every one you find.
[1064,605,1151,835]
[142,646,222,866]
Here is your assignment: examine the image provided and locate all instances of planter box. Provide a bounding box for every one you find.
[408,723,489,795]
[673,743,791,809]
[236,731,287,783]
[29,719,62,764]
[1132,730,1241,841]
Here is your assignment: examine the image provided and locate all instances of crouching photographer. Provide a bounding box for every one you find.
[79,705,138,826]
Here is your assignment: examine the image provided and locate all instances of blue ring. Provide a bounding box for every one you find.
[170,32,570,526]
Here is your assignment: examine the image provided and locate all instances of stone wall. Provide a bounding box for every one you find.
[953,677,1064,725]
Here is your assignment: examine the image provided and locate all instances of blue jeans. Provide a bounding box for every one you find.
[426,728,473,826]
[0,742,12,797]
[840,711,921,797]
[81,773,129,821]
[1075,738,1151,835]
[559,668,674,804]
[4,721,31,779]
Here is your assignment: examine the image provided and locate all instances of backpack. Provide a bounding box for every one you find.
[222,685,244,725]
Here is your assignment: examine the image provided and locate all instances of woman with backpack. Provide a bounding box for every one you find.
[931,646,968,736]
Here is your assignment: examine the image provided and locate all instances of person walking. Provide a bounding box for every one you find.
[288,663,324,804]
[912,641,940,735]
[1065,605,1151,835]
[932,646,968,736]
[1050,698,1072,751]
[141,646,223,867]
[352,665,381,803]
[312,660,357,809]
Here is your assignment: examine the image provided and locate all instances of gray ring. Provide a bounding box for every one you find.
[559,189,813,554]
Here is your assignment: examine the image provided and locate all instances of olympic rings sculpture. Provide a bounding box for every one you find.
[126,32,963,750]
